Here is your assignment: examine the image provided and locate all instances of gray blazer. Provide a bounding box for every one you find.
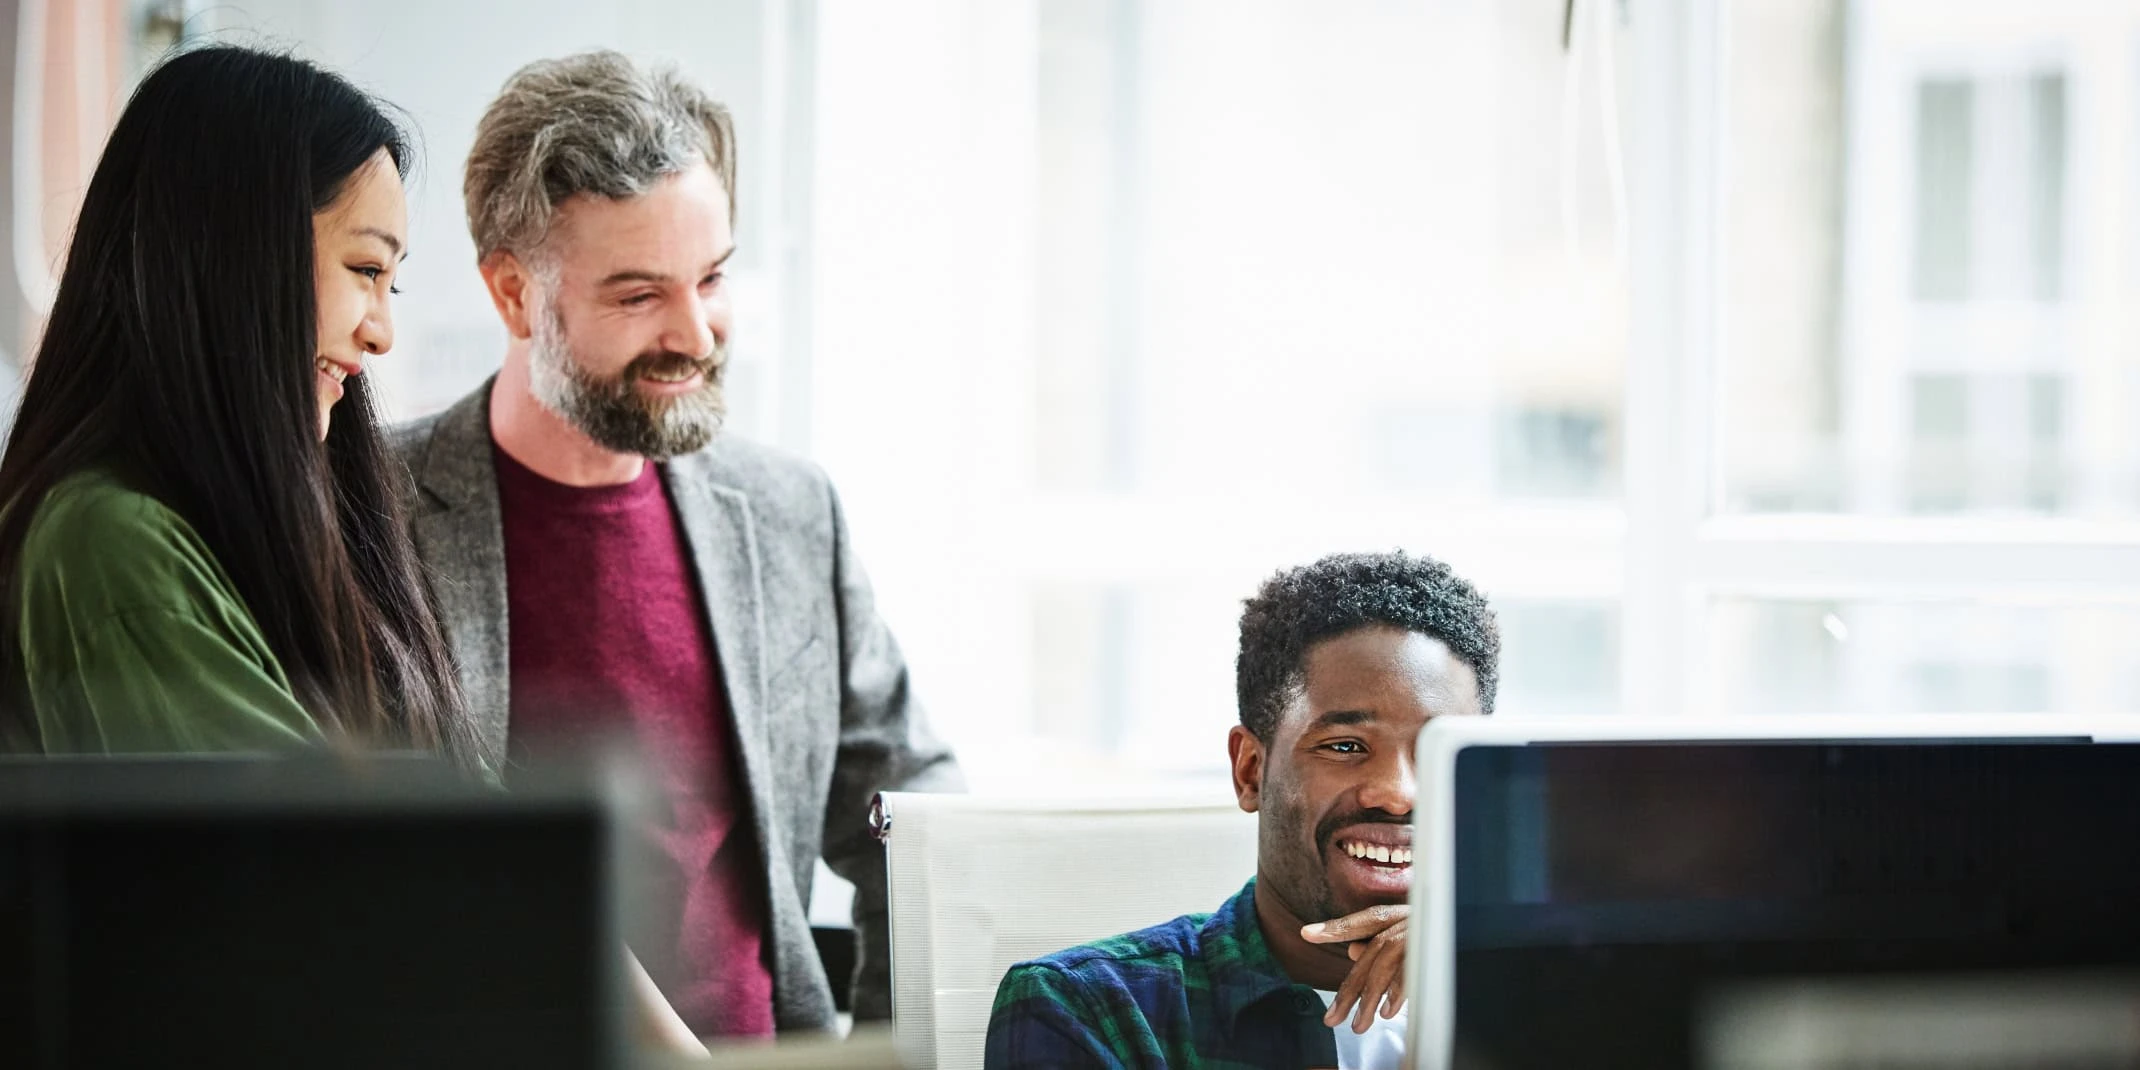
[388,381,961,1030]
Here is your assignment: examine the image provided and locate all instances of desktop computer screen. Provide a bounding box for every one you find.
[0,754,631,1070]
[1446,739,2140,1069]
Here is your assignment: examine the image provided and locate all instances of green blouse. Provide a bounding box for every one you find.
[13,469,321,752]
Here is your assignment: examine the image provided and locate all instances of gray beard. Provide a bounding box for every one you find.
[527,307,726,461]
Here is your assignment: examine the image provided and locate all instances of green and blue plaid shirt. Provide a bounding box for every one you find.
[984,878,1342,1069]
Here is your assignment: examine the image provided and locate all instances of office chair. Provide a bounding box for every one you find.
[874,791,1256,1070]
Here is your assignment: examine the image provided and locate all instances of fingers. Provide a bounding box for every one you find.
[1320,921,1409,1033]
[1356,936,1405,1034]
[1302,903,1408,944]
[1322,946,1370,1027]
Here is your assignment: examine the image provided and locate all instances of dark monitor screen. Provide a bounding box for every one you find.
[0,756,629,1070]
[1451,741,2140,1070]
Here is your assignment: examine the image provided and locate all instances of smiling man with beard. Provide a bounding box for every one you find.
[986,552,1497,1069]
[389,52,961,1040]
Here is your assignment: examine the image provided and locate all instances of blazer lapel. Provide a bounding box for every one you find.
[660,451,779,858]
[410,385,514,769]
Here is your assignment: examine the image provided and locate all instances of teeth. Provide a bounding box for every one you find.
[315,357,348,384]
[1339,841,1413,865]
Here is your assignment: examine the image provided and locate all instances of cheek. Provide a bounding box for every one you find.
[314,286,362,348]
[1262,771,1318,836]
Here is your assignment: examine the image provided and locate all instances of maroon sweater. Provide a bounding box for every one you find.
[494,446,775,1039]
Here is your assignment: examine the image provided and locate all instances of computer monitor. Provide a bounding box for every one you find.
[1406,717,2140,1070]
[0,753,636,1070]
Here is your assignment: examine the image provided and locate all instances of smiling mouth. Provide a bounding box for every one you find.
[315,357,351,384]
[1337,840,1413,867]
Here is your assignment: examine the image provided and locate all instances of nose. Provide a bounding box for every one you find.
[359,295,395,356]
[1357,750,1416,818]
[664,289,727,359]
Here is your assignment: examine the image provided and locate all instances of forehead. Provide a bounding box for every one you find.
[318,150,406,232]
[1286,625,1481,729]
[545,160,732,275]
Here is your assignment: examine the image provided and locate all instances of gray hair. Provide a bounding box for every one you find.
[464,50,737,261]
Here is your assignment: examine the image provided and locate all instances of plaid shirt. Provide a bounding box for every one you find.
[984,878,1343,1069]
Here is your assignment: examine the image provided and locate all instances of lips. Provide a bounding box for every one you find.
[316,356,360,385]
[1325,822,1414,902]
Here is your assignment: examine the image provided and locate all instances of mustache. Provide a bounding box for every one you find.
[622,346,724,384]
[1316,810,1408,850]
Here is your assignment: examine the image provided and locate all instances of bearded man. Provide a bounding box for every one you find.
[390,51,961,1040]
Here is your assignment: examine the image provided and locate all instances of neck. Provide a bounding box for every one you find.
[489,344,645,487]
[1253,876,1354,991]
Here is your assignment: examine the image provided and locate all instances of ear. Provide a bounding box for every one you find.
[1228,725,1266,814]
[479,251,539,341]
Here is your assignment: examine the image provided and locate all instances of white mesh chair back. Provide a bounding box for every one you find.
[875,792,1258,1070]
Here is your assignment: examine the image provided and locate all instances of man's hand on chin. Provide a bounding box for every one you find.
[1300,903,1409,1034]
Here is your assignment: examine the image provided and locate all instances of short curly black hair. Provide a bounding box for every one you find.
[1235,550,1499,739]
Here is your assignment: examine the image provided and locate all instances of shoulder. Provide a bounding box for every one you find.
[998,911,1213,1002]
[666,433,844,538]
[383,407,446,462]
[686,433,833,501]
[383,383,501,521]
[24,470,212,571]
[384,380,493,480]
[17,470,230,620]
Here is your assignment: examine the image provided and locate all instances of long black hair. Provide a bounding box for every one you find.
[0,45,476,764]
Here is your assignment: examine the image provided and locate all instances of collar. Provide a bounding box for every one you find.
[1204,877,1326,1030]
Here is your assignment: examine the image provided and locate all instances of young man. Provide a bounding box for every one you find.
[391,52,961,1037]
[985,551,1498,1068]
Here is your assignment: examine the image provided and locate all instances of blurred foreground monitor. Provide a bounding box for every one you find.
[0,753,636,1069]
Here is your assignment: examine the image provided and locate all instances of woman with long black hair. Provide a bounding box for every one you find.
[0,46,721,1056]
[0,45,476,764]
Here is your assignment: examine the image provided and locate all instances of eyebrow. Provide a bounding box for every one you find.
[1308,709,1376,730]
[595,245,737,289]
[352,226,406,258]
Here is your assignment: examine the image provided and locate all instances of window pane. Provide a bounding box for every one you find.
[1496,600,1620,716]
[1913,78,1974,303]
[1708,597,2140,715]
[1721,0,2139,516]
[1031,0,1625,501]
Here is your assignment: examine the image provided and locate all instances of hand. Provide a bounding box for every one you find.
[1301,903,1408,1035]
[626,948,711,1059]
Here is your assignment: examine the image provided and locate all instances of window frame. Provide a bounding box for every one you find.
[1633,0,2140,720]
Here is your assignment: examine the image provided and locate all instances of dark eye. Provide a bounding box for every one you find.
[621,292,657,307]
[701,271,725,288]
[1323,740,1367,755]
[354,266,384,281]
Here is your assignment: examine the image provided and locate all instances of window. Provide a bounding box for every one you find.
[1686,0,2140,719]
[804,0,1628,788]
[24,0,2137,800]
